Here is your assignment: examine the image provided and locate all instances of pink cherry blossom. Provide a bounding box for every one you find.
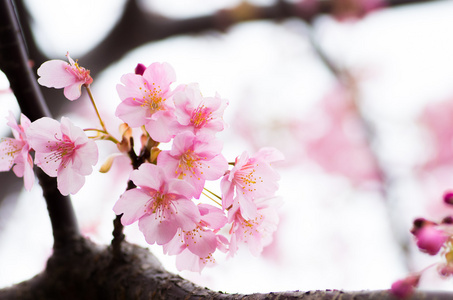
[0,111,34,190]
[26,117,98,195]
[228,197,281,257]
[221,147,283,220]
[115,62,177,142]
[113,163,200,245]
[157,131,228,198]
[173,83,228,136]
[37,52,93,101]
[163,204,228,272]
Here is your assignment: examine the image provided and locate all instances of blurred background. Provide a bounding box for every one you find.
[1,0,453,294]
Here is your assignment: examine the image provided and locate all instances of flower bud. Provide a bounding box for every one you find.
[444,191,453,205]
[442,216,453,224]
[415,226,447,255]
[411,218,436,235]
[135,63,146,76]
[390,274,420,299]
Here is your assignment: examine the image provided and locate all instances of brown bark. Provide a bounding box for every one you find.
[0,236,451,300]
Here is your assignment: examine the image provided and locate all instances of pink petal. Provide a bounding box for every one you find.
[186,229,217,258]
[115,99,149,128]
[117,74,149,101]
[26,117,62,152]
[22,153,34,191]
[0,138,22,171]
[171,199,200,230]
[113,188,150,225]
[71,141,98,175]
[167,178,196,200]
[175,249,213,272]
[63,82,83,100]
[198,204,227,230]
[198,154,228,180]
[34,151,59,177]
[142,62,176,91]
[144,112,177,143]
[129,163,163,191]
[162,228,185,255]
[139,214,178,245]
[37,60,77,88]
[57,165,86,195]
[235,193,258,220]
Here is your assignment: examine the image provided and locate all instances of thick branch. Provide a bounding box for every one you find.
[0,237,451,299]
[0,0,79,248]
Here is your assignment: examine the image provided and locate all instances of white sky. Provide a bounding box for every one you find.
[2,0,453,294]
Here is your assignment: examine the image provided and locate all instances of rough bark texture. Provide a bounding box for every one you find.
[0,236,451,300]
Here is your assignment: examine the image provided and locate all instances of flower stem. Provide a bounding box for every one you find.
[202,188,222,207]
[84,128,120,144]
[85,85,107,132]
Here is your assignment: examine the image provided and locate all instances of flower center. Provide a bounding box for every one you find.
[236,163,261,195]
[145,192,177,221]
[177,149,203,179]
[44,134,76,168]
[191,104,213,128]
[140,82,165,113]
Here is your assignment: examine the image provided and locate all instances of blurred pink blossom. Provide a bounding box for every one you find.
[294,85,382,186]
[419,98,453,172]
[0,111,34,190]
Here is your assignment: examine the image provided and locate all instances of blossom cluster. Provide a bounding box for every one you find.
[391,192,453,298]
[0,54,283,272]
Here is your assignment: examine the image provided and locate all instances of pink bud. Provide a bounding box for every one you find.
[444,191,453,205]
[415,226,447,255]
[442,216,453,225]
[135,63,146,75]
[411,218,436,236]
[390,275,420,299]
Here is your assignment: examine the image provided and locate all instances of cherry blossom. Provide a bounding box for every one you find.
[0,111,34,190]
[26,117,98,195]
[157,131,228,198]
[163,204,228,272]
[221,147,283,220]
[113,163,200,245]
[115,62,177,142]
[228,197,281,257]
[37,52,93,101]
[173,83,228,136]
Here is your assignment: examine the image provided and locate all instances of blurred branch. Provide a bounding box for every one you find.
[304,20,413,270]
[0,0,79,249]
[11,0,440,118]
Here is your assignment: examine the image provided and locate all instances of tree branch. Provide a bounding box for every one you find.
[0,0,79,249]
[0,238,452,299]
